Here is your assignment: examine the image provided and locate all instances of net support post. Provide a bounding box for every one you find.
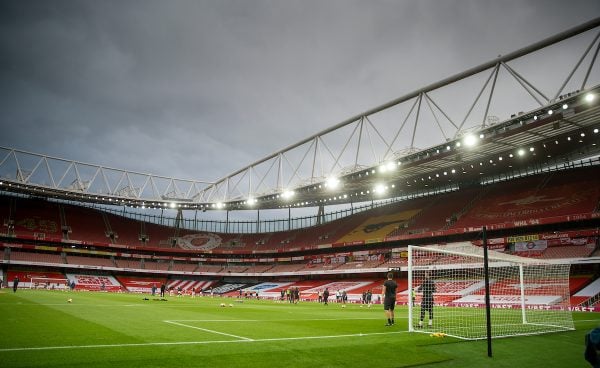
[408,245,414,332]
[519,264,527,324]
[483,226,493,358]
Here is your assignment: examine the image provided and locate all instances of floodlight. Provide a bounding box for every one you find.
[585,93,595,102]
[282,190,295,200]
[463,134,477,147]
[562,104,568,110]
[325,177,340,189]
[378,161,396,173]
[169,202,176,208]
[518,149,525,156]
[373,183,386,194]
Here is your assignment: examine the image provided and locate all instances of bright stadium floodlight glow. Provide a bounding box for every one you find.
[529,147,535,152]
[594,128,599,134]
[585,93,595,103]
[247,197,257,206]
[562,104,568,110]
[379,161,396,173]
[282,190,295,200]
[216,202,224,209]
[374,184,386,194]
[518,149,526,156]
[548,109,553,115]
[169,202,176,209]
[325,177,340,190]
[463,134,477,147]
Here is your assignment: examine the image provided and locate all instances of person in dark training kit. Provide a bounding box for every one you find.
[322,287,329,306]
[382,272,397,326]
[13,276,19,293]
[418,271,436,328]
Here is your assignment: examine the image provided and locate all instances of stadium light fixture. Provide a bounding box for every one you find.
[548,109,553,115]
[463,134,477,147]
[282,190,295,200]
[246,197,257,206]
[594,128,599,134]
[562,104,568,110]
[518,149,525,156]
[381,161,396,172]
[169,202,176,209]
[216,202,224,209]
[373,183,386,195]
[585,93,595,103]
[325,177,340,190]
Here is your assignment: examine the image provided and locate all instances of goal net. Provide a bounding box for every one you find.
[408,243,574,340]
[30,277,69,290]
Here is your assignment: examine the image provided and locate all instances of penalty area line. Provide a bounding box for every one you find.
[0,330,409,352]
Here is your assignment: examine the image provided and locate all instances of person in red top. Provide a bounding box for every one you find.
[382,272,397,326]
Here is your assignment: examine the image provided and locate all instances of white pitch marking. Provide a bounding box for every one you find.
[0,331,408,352]
[167,317,383,322]
[164,320,253,341]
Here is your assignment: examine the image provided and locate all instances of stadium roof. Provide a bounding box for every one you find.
[1,17,600,211]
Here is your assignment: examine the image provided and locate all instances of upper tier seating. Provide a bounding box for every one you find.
[10,250,64,264]
[451,167,600,229]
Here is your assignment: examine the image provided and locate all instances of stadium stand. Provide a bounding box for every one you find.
[450,168,600,229]
[12,198,61,239]
[9,250,64,264]
[65,254,115,268]
[63,204,110,244]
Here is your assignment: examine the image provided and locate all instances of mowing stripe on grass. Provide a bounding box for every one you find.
[0,331,409,352]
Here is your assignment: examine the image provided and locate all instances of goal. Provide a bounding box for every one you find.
[408,243,574,340]
[29,277,69,290]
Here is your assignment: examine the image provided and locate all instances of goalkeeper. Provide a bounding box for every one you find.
[417,272,435,328]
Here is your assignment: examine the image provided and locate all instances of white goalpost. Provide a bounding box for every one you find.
[408,243,574,340]
[29,277,69,290]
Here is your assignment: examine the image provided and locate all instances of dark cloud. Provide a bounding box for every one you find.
[0,0,598,181]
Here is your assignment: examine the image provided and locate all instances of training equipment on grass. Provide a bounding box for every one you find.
[408,243,574,340]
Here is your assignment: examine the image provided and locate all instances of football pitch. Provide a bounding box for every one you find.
[0,290,597,368]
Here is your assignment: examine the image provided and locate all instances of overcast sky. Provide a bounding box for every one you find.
[1,0,599,184]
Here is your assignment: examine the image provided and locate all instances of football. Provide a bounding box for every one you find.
[67,298,72,303]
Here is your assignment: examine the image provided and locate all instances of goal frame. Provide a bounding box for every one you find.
[29,277,69,290]
[407,243,574,340]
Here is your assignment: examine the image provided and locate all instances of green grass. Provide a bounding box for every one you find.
[0,289,597,367]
